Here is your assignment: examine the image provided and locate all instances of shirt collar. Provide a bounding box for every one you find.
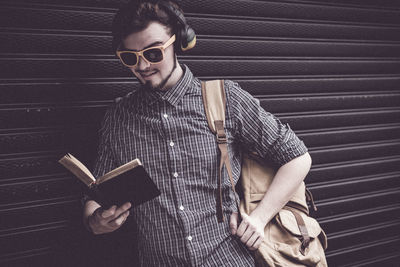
[140,64,194,107]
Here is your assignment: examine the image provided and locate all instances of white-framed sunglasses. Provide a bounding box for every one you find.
[116,35,176,67]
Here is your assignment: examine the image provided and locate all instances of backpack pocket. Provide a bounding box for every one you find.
[258,209,328,267]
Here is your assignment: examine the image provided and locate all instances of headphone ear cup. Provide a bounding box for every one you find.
[180,25,196,52]
[185,26,196,51]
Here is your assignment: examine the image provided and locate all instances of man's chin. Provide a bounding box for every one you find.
[143,76,172,91]
[143,80,162,91]
[137,60,177,91]
[144,83,157,91]
[135,77,156,90]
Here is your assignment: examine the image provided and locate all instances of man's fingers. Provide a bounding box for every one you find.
[111,202,132,221]
[98,202,131,222]
[236,213,249,237]
[230,212,239,235]
[88,204,131,235]
[246,233,259,249]
[240,227,254,244]
[100,205,116,219]
[110,210,130,227]
[107,202,131,222]
[250,237,263,251]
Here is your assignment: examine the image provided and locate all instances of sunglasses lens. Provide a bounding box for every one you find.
[120,52,138,66]
[143,48,163,63]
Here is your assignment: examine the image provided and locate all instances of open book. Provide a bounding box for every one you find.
[59,153,161,208]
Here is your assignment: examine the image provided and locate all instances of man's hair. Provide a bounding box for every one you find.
[111,0,183,52]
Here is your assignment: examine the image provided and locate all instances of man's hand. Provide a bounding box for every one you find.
[230,212,266,251]
[87,202,131,235]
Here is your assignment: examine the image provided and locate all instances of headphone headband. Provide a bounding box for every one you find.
[157,1,196,52]
[158,1,186,25]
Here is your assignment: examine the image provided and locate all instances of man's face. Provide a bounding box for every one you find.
[121,21,177,91]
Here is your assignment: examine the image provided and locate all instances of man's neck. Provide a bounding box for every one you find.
[162,60,183,91]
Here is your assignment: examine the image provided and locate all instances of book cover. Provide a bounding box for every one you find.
[59,154,161,208]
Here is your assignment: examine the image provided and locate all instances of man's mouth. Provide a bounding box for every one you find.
[140,71,157,78]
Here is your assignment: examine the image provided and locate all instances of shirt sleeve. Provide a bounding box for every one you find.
[226,80,308,167]
[81,105,119,206]
[92,106,119,178]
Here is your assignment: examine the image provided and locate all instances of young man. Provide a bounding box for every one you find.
[83,1,312,266]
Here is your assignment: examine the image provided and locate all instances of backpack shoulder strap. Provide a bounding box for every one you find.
[201,80,239,223]
[201,80,226,135]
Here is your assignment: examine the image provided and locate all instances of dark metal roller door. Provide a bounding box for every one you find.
[0,0,399,266]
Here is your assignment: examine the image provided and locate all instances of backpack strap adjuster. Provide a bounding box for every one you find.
[216,134,227,144]
[214,120,227,144]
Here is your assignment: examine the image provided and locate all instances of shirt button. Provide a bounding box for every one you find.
[163,114,168,118]
[169,141,174,147]
[187,236,192,241]
[179,205,184,211]
[173,172,179,178]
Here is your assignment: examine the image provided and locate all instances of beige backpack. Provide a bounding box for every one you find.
[201,80,328,267]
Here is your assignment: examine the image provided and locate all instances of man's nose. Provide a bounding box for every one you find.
[136,54,150,70]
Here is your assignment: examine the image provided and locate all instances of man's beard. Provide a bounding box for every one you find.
[142,59,177,91]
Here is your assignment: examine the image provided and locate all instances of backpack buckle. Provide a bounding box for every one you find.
[216,134,227,144]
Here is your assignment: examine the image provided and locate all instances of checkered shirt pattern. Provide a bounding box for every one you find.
[91,65,308,266]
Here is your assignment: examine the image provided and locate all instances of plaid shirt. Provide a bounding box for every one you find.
[92,65,308,266]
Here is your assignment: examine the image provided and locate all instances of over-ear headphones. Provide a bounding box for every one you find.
[158,1,196,53]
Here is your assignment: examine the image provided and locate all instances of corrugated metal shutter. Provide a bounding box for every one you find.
[1,0,399,266]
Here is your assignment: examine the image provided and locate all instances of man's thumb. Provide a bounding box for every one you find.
[230,212,239,235]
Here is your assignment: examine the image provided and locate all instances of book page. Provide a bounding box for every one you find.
[97,158,142,184]
[58,154,95,186]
